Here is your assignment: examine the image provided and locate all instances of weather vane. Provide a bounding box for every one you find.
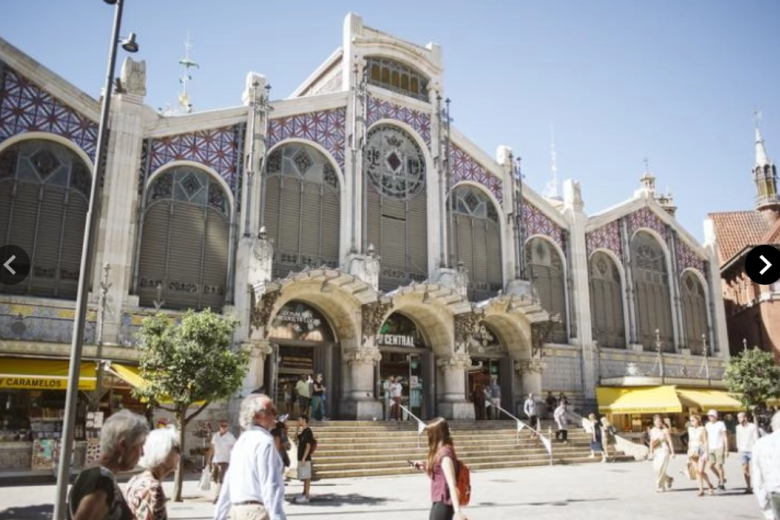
[159,34,199,116]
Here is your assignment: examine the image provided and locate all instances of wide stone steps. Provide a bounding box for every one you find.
[292,420,632,479]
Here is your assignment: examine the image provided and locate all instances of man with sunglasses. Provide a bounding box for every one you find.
[208,419,237,504]
[214,394,287,520]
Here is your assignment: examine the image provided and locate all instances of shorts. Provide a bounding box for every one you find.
[708,449,725,465]
[298,396,311,409]
[211,462,229,484]
[739,451,752,466]
[297,461,312,480]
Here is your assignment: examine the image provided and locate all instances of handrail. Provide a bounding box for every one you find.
[493,404,553,464]
[399,404,427,448]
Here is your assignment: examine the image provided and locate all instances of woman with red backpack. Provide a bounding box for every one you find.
[411,417,469,520]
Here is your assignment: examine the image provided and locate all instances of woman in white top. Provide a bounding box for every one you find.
[687,414,715,496]
[649,414,675,492]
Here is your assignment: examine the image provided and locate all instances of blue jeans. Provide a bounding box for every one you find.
[312,395,324,420]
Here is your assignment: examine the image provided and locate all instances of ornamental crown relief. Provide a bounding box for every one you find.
[453,312,481,351]
[361,299,394,344]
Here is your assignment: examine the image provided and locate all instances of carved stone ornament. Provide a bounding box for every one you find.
[530,318,557,357]
[361,299,394,344]
[514,358,546,374]
[120,57,147,97]
[250,289,282,335]
[253,236,274,264]
[454,263,469,298]
[436,352,473,372]
[243,340,273,359]
[454,312,481,350]
[343,347,382,366]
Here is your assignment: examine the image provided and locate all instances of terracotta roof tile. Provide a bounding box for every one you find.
[761,217,780,244]
[708,211,768,264]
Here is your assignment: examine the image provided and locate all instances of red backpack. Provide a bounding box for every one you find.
[454,458,471,507]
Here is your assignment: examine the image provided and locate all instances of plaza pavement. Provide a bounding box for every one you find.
[0,455,763,520]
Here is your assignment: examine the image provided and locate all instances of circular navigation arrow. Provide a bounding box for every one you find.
[745,245,780,285]
[0,245,31,286]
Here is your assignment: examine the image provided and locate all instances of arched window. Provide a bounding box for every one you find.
[263,143,341,279]
[365,57,430,102]
[0,139,90,299]
[681,271,708,355]
[631,231,674,351]
[449,185,502,301]
[588,251,626,349]
[525,238,567,343]
[137,166,230,311]
[364,125,428,291]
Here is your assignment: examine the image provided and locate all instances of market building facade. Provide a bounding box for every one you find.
[0,13,735,469]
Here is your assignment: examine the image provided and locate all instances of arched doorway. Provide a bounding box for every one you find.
[467,321,511,420]
[376,312,434,420]
[265,300,341,419]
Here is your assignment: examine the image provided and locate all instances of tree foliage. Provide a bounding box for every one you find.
[134,309,249,501]
[724,347,780,410]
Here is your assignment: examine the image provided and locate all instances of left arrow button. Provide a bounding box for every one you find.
[0,245,31,286]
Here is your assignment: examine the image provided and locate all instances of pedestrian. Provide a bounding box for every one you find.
[523,393,538,431]
[311,374,326,421]
[686,414,715,496]
[410,418,469,520]
[705,409,729,491]
[488,377,501,420]
[751,410,780,520]
[213,394,286,520]
[125,426,181,520]
[649,414,675,492]
[296,374,311,417]
[294,415,315,504]
[587,413,607,463]
[206,419,236,504]
[390,376,403,421]
[553,401,568,443]
[737,411,759,494]
[545,391,557,418]
[471,383,485,421]
[67,409,149,520]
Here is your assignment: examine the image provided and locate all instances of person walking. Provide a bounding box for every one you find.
[207,419,237,504]
[553,401,568,443]
[587,413,607,463]
[523,393,538,431]
[125,426,181,520]
[751,410,780,520]
[737,411,759,494]
[67,409,150,520]
[649,414,675,492]
[686,414,715,496]
[295,415,315,504]
[295,375,311,418]
[488,377,501,420]
[411,417,469,520]
[213,394,286,520]
[705,409,729,491]
[311,374,326,421]
[390,376,403,421]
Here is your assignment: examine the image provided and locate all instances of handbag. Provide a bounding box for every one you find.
[199,466,211,492]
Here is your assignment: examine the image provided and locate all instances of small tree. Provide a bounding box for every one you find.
[134,309,249,502]
[724,347,780,414]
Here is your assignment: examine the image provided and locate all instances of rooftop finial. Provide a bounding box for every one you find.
[754,110,770,167]
[544,124,562,201]
[177,33,199,114]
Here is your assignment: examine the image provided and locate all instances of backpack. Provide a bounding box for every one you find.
[455,459,471,507]
[310,438,318,455]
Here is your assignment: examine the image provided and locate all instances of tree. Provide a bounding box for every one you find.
[134,309,249,502]
[724,347,780,413]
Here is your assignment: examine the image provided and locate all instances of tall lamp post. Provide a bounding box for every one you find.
[53,1,138,518]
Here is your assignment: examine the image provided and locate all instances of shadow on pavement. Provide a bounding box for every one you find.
[0,504,53,520]
[287,492,393,507]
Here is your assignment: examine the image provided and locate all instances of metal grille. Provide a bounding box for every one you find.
[588,251,626,348]
[526,238,567,343]
[137,167,230,311]
[680,271,707,354]
[366,56,430,102]
[0,140,90,299]
[263,144,340,280]
[631,232,674,351]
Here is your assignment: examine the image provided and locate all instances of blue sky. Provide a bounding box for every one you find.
[2,0,779,242]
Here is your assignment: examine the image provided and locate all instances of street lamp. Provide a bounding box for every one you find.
[53,1,138,518]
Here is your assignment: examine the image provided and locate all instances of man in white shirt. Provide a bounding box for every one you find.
[752,411,780,520]
[207,419,237,504]
[214,394,286,520]
[553,402,568,443]
[524,393,538,431]
[705,409,729,491]
[737,411,760,494]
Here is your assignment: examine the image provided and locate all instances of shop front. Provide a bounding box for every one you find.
[264,300,342,418]
[376,312,435,421]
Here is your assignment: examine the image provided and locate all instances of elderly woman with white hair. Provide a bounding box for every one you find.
[68,409,150,520]
[125,426,181,520]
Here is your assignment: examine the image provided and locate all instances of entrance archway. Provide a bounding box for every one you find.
[376,312,434,420]
[466,321,512,420]
[266,300,341,419]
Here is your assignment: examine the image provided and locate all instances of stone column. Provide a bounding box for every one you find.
[515,359,544,398]
[241,339,273,396]
[341,346,383,420]
[234,234,274,344]
[436,353,473,419]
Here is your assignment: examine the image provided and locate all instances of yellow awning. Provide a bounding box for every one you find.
[676,388,744,413]
[107,363,147,389]
[597,386,682,414]
[0,358,96,391]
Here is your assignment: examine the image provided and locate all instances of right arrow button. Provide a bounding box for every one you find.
[746,245,780,285]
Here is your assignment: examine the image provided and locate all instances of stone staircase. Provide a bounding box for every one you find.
[299,419,633,479]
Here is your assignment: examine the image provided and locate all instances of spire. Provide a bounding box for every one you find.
[543,125,562,201]
[752,111,780,219]
[639,156,656,193]
[177,33,199,113]
[755,111,771,167]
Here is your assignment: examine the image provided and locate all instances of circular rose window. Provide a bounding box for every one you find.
[364,125,426,199]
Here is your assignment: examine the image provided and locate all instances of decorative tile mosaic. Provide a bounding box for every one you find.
[586,220,623,261]
[136,139,150,195]
[523,201,565,249]
[675,237,708,278]
[627,206,668,241]
[148,125,242,191]
[0,66,98,160]
[267,108,346,171]
[0,302,96,343]
[366,96,431,147]
[449,143,503,204]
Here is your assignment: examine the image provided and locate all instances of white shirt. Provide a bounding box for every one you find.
[705,420,727,451]
[553,406,567,429]
[213,426,286,520]
[211,431,237,464]
[736,422,759,453]
[524,398,536,417]
[751,430,780,520]
[390,382,403,398]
